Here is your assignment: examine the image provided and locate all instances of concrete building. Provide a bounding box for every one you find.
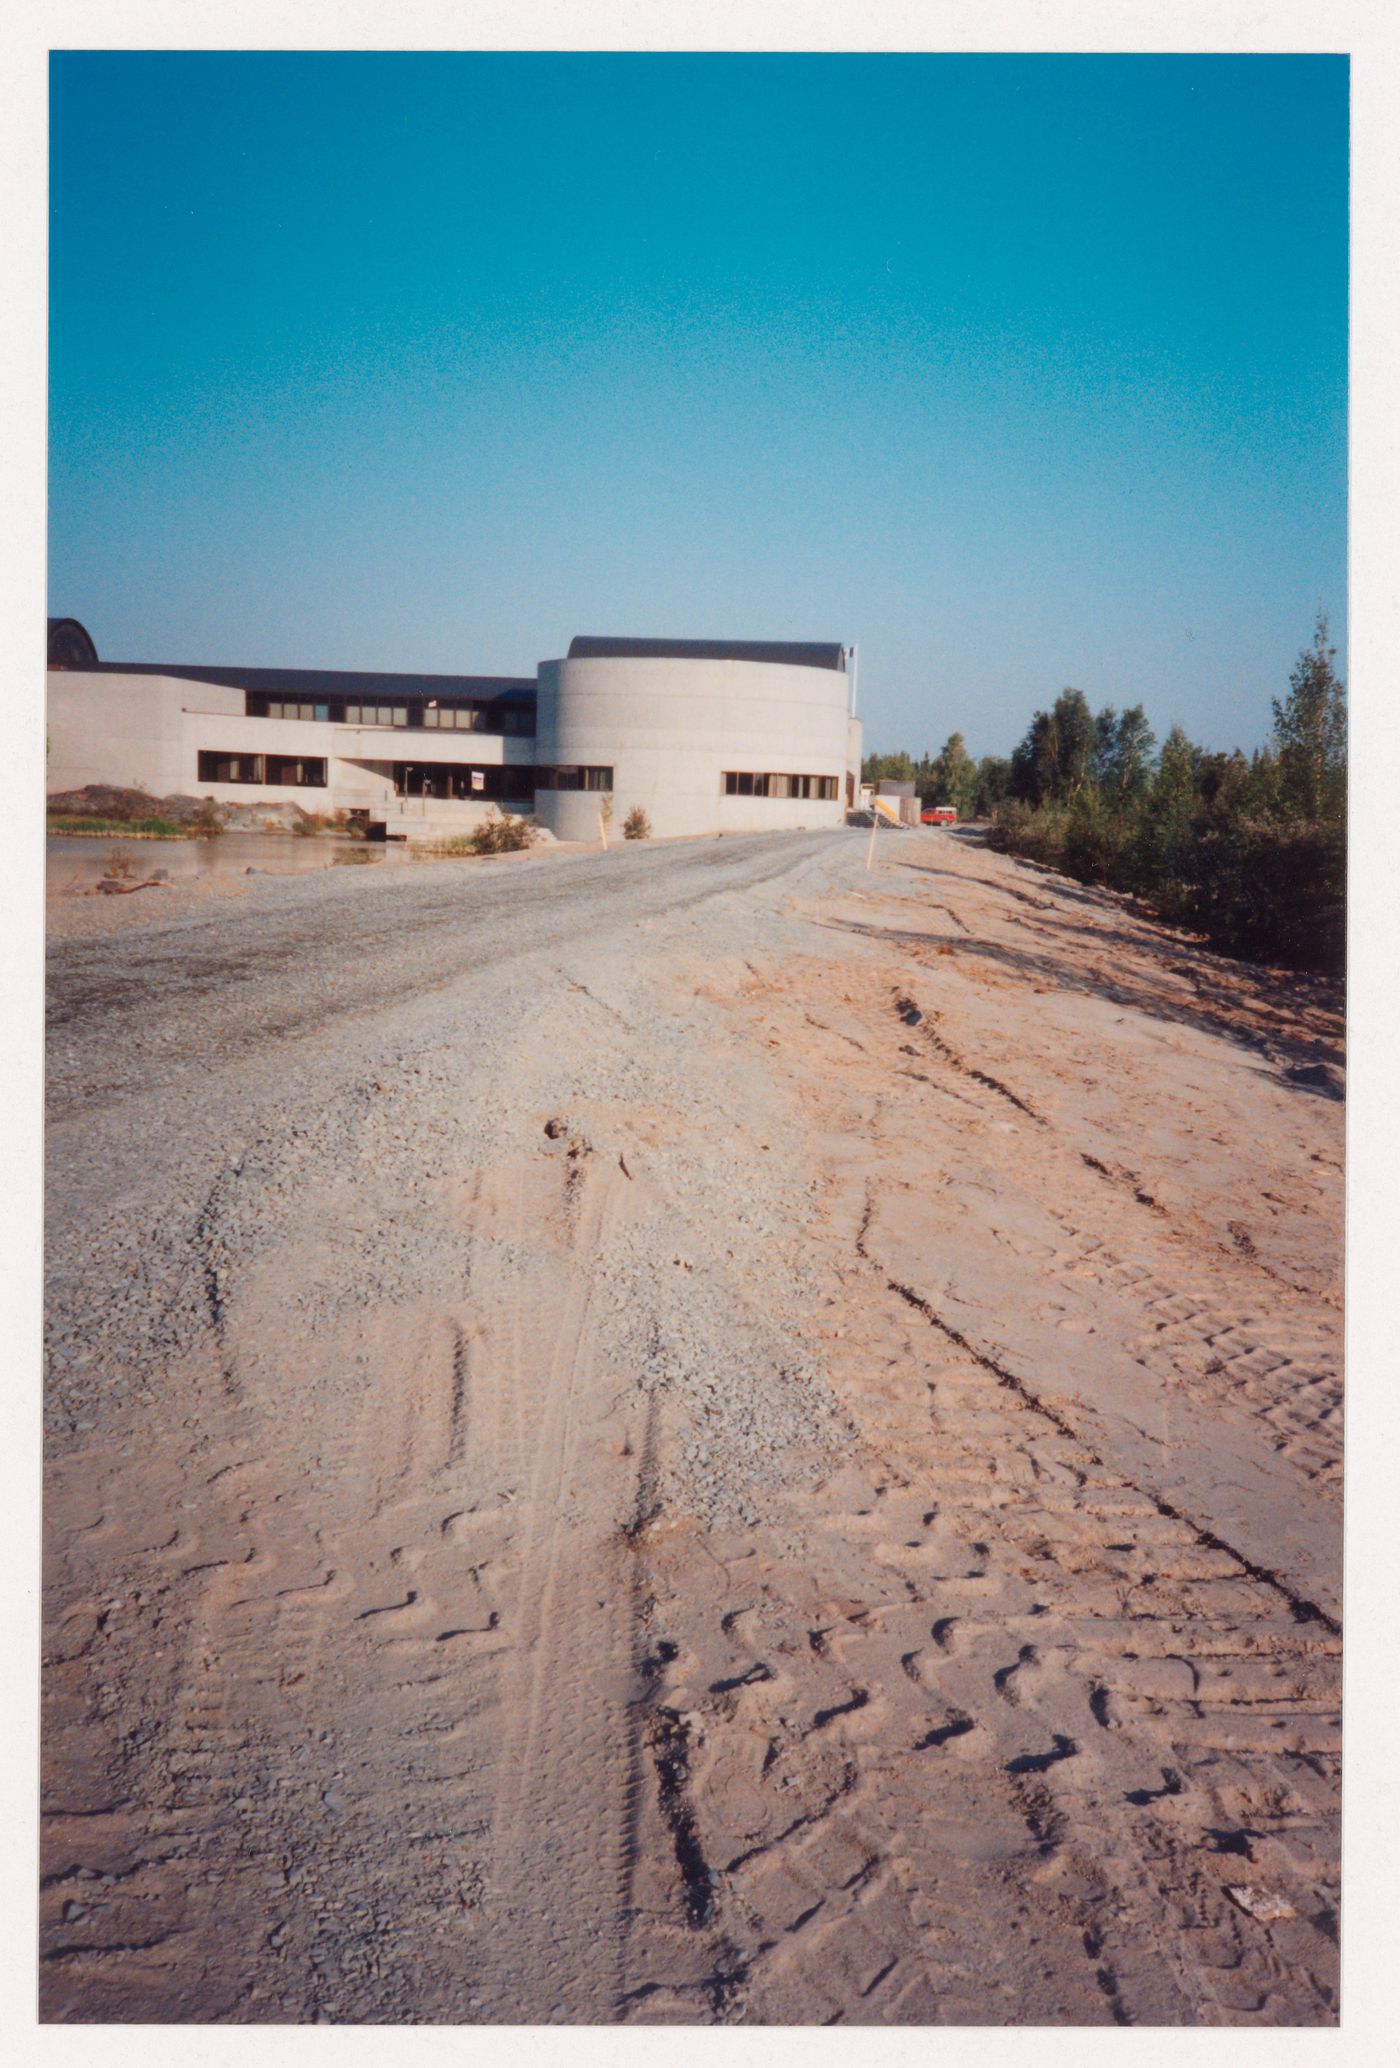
[47,622,864,841]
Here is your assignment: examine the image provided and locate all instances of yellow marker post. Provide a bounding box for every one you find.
[866,816,878,870]
[598,809,608,850]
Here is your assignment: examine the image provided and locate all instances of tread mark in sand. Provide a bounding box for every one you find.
[891,994,1043,1122]
[853,1185,1339,1637]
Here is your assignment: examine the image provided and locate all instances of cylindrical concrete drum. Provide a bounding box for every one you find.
[533,641,856,840]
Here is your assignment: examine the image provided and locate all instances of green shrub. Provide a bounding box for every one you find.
[468,808,537,856]
[190,796,225,837]
[410,810,538,860]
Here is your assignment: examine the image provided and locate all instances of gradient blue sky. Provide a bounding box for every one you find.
[48,51,1348,758]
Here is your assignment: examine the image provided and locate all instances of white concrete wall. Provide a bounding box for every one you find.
[532,654,853,839]
[534,789,618,843]
[46,672,533,816]
[47,672,240,797]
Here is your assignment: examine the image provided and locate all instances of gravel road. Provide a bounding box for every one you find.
[42,827,1343,2025]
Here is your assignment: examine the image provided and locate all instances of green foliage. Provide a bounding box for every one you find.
[971,755,1013,817]
[1010,688,1096,806]
[1095,705,1156,803]
[190,796,225,837]
[989,628,1345,975]
[862,749,917,785]
[622,806,652,840]
[1272,613,1347,821]
[858,618,1346,972]
[47,814,189,838]
[468,808,537,855]
[410,809,537,860]
[926,732,978,820]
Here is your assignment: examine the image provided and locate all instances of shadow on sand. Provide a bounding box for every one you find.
[820,899,1344,1099]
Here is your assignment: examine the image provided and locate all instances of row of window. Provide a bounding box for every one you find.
[536,766,614,792]
[195,755,833,802]
[422,704,492,731]
[394,763,535,801]
[341,703,409,728]
[260,699,332,723]
[722,771,839,800]
[198,751,327,788]
[247,695,535,737]
[392,765,612,797]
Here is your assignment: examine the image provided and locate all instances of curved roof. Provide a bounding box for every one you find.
[47,617,99,669]
[566,635,847,673]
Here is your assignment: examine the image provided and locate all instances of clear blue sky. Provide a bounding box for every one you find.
[48,51,1348,759]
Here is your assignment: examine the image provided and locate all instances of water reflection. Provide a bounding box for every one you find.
[46,831,402,892]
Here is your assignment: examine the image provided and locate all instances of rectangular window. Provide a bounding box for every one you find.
[265,755,327,788]
[262,700,321,722]
[423,704,484,730]
[198,751,263,784]
[393,762,539,802]
[342,703,405,727]
[721,770,838,801]
[539,766,613,791]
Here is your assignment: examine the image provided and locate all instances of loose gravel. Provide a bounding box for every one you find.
[46,833,867,1525]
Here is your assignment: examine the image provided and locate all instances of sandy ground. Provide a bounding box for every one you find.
[41,827,1342,2026]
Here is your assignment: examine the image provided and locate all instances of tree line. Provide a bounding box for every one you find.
[861,618,1345,975]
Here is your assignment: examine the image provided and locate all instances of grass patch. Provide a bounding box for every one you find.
[409,836,477,860]
[48,815,194,839]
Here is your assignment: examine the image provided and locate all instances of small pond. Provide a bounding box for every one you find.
[45,831,405,892]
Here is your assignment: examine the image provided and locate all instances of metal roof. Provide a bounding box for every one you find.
[89,662,536,702]
[566,636,847,673]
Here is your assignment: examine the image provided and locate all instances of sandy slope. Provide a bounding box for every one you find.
[41,827,1341,2025]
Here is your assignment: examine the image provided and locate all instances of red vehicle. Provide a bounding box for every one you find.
[920,804,958,826]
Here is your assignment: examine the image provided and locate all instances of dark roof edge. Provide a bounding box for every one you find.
[566,636,847,672]
[86,662,536,698]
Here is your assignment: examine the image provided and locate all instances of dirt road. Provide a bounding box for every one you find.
[42,827,1343,2025]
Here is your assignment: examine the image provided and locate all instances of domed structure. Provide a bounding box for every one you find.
[46,618,99,670]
